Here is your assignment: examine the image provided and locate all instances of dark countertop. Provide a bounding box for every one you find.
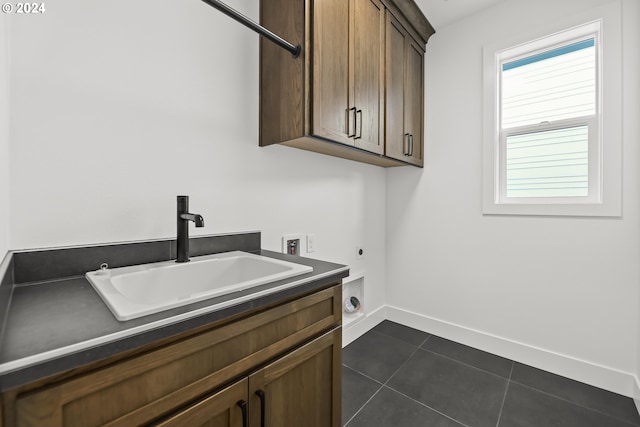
[0,234,348,391]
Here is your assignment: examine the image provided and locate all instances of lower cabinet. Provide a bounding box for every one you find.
[8,285,342,427]
[155,329,341,427]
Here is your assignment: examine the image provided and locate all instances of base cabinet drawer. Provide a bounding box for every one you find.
[12,285,342,427]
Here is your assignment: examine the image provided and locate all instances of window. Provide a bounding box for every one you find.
[482,5,621,217]
[500,28,598,203]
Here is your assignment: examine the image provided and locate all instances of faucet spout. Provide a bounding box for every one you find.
[180,213,205,227]
[176,196,204,263]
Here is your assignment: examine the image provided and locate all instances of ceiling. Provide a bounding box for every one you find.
[415,0,506,30]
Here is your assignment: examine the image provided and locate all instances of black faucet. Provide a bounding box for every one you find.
[176,195,204,263]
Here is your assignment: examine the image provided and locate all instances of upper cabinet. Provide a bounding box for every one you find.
[260,0,434,167]
[313,0,385,154]
[385,11,425,166]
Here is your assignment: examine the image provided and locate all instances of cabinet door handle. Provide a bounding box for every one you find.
[237,400,248,427]
[347,107,357,138]
[409,134,414,157]
[355,109,363,140]
[256,389,266,427]
[404,133,410,155]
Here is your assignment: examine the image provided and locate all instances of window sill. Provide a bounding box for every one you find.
[482,200,621,217]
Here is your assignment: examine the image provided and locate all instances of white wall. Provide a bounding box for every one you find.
[6,0,386,311]
[0,14,9,259]
[387,0,640,396]
[628,0,640,407]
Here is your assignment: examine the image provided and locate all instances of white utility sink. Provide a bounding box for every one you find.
[85,251,313,321]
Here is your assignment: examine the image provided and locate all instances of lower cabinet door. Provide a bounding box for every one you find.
[248,328,342,427]
[152,379,248,427]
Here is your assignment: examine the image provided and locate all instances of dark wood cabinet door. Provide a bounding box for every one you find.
[151,379,247,427]
[385,12,408,161]
[352,0,385,154]
[248,328,341,427]
[405,38,424,166]
[313,0,384,153]
[312,0,351,145]
[384,12,424,166]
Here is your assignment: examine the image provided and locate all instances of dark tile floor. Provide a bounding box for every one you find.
[342,321,640,427]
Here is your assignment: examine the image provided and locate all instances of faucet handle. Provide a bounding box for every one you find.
[177,195,189,214]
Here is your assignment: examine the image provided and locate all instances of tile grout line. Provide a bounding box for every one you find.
[417,347,639,426]
[355,328,434,383]
[347,329,502,427]
[343,381,384,427]
[370,320,433,344]
[342,329,432,425]
[346,363,640,427]
[382,335,424,388]
[509,379,640,427]
[381,339,471,427]
[342,363,385,387]
[345,328,640,427]
[384,385,470,427]
[384,386,471,427]
[494,361,515,427]
[418,333,431,347]
[420,334,639,426]
[369,327,430,349]
[418,346,512,381]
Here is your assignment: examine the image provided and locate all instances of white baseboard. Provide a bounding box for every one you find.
[342,305,386,347]
[383,305,637,398]
[634,376,640,414]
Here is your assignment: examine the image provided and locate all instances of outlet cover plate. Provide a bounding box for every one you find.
[306,234,316,253]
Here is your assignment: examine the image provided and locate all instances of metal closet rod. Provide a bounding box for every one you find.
[201,0,301,58]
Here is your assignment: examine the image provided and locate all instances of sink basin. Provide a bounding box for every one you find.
[85,251,313,321]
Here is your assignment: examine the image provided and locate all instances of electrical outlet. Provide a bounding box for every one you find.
[356,245,365,259]
[306,234,316,253]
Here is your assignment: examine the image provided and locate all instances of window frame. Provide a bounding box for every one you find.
[482,3,621,217]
